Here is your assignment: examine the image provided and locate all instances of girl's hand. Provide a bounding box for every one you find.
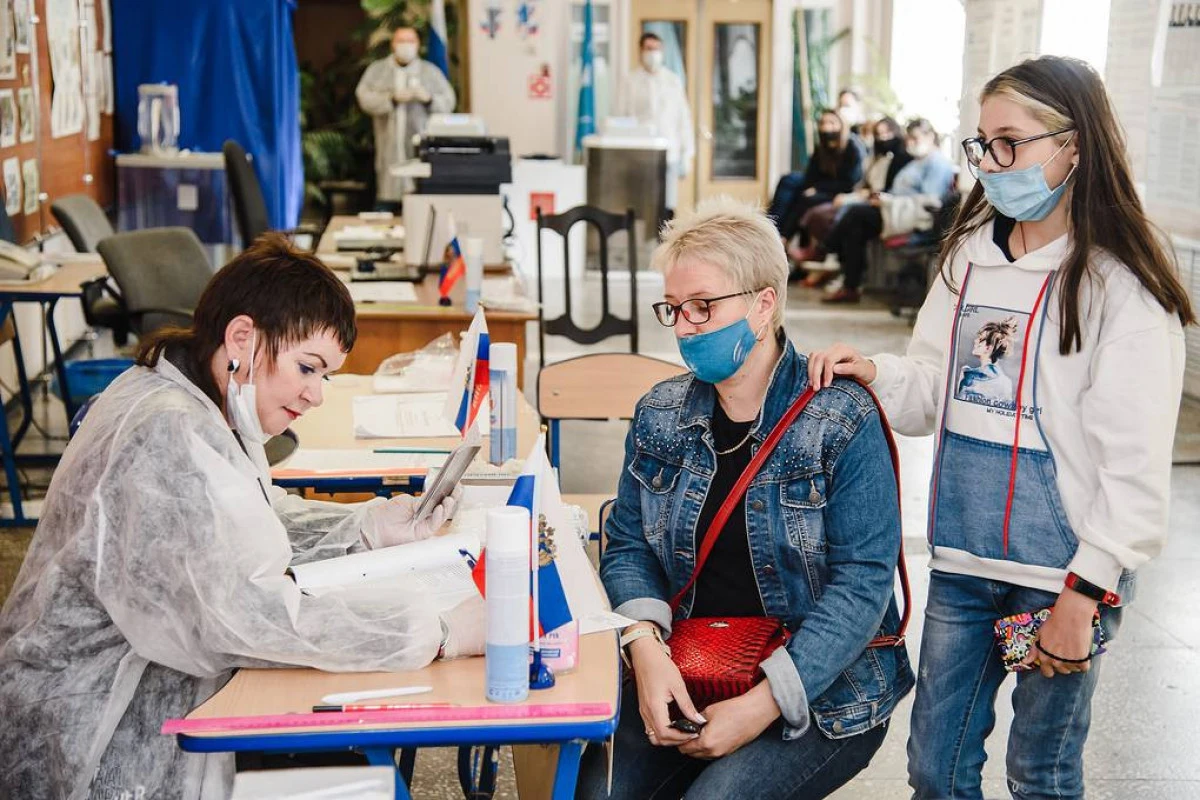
[808,344,877,390]
[1025,589,1099,678]
[677,683,779,760]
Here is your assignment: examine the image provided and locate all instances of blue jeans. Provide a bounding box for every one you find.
[576,681,889,799]
[907,571,1123,799]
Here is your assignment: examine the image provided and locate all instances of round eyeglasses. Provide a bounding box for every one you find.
[651,290,762,327]
[961,127,1074,169]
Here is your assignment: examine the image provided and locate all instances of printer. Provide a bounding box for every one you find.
[414,114,512,195]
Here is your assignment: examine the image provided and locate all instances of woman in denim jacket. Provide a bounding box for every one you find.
[576,198,913,799]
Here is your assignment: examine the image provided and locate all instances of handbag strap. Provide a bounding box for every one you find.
[669,387,816,611]
[668,382,910,648]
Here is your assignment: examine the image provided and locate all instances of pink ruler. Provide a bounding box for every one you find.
[163,702,613,735]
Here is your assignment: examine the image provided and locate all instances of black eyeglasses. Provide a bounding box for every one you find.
[652,290,760,327]
[961,127,1074,169]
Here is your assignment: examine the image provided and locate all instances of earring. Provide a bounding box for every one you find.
[228,358,240,373]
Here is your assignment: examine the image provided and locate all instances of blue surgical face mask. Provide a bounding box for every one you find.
[677,295,764,384]
[977,135,1076,222]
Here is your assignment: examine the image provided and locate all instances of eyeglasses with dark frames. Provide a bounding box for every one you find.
[652,290,761,327]
[961,127,1074,169]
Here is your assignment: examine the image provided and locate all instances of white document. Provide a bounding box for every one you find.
[289,530,481,593]
[272,448,447,475]
[579,611,636,636]
[353,393,490,439]
[346,281,418,304]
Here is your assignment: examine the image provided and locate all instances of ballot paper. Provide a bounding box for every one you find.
[346,281,418,304]
[270,449,447,478]
[353,393,490,438]
[289,530,481,611]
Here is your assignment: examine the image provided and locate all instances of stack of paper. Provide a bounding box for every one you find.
[353,393,490,439]
[270,449,447,479]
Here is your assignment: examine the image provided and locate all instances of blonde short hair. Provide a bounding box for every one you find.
[651,196,788,329]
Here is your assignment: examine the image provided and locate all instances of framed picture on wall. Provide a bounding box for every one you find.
[21,158,37,215]
[17,87,34,143]
[0,90,16,148]
[3,157,20,216]
[14,0,32,55]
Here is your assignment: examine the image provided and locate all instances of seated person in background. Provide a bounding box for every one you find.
[768,109,864,251]
[576,197,912,800]
[0,235,483,800]
[820,117,956,304]
[792,116,913,286]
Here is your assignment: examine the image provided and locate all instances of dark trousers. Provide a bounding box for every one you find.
[768,174,833,240]
[576,681,889,799]
[824,204,883,291]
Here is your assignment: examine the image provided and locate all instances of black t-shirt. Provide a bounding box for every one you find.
[993,214,1017,262]
[689,398,768,619]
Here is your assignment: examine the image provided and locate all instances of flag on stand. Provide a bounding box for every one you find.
[573,0,596,157]
[438,213,468,302]
[471,434,574,636]
[442,309,490,436]
[428,0,451,78]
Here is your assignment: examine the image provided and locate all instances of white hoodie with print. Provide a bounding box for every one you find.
[870,219,1185,594]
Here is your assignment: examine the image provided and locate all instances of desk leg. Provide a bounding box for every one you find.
[550,741,584,800]
[361,747,412,800]
[43,298,79,421]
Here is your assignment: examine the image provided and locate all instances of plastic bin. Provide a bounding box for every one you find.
[51,358,136,407]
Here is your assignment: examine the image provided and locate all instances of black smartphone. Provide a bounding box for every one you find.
[669,718,703,734]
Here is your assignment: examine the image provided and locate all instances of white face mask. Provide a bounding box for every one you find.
[226,330,271,478]
[393,42,418,64]
[642,50,664,72]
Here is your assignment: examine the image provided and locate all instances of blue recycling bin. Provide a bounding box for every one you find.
[51,358,136,409]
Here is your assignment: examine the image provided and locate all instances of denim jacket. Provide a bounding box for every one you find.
[602,337,914,740]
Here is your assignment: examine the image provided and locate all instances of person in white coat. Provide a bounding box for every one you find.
[0,235,483,800]
[355,26,456,206]
[615,32,695,212]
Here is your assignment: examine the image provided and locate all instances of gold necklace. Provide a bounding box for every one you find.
[714,428,754,456]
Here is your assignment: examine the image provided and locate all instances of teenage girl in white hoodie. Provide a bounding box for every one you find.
[808,56,1194,799]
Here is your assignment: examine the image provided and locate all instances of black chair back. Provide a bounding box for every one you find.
[223,139,270,247]
[51,195,116,252]
[535,205,638,368]
[0,197,15,243]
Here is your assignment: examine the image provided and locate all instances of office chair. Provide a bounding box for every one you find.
[50,194,131,346]
[223,139,319,249]
[535,205,639,368]
[0,195,16,243]
[96,227,214,336]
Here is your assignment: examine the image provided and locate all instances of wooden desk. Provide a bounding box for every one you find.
[175,632,620,800]
[347,273,536,387]
[274,374,540,495]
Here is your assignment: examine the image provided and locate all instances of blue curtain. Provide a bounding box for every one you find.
[112,0,301,229]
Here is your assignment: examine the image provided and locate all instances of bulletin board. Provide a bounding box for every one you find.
[0,0,114,245]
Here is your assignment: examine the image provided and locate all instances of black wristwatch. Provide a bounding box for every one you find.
[1064,572,1120,606]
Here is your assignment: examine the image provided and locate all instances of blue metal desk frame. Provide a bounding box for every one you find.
[177,662,621,799]
[0,283,89,526]
[272,473,426,498]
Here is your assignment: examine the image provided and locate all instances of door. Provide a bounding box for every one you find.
[630,0,699,213]
[630,0,773,209]
[698,0,772,205]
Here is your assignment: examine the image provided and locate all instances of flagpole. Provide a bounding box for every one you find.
[529,431,555,689]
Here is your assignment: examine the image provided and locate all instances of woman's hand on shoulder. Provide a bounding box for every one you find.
[677,682,780,760]
[808,343,877,390]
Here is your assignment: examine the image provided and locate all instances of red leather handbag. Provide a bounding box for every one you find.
[663,385,910,708]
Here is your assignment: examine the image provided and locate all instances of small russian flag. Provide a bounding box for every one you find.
[471,434,575,637]
[442,309,490,436]
[438,214,467,303]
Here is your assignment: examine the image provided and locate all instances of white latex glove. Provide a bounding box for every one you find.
[439,594,485,659]
[412,85,432,104]
[360,491,459,550]
[393,88,416,104]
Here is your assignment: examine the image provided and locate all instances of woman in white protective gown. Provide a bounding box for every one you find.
[0,234,482,800]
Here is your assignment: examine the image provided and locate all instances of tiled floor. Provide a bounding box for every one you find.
[3,279,1198,799]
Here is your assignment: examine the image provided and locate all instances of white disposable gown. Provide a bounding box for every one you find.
[0,356,442,800]
[614,65,695,208]
[356,56,456,201]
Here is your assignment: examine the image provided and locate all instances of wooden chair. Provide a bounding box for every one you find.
[537,352,687,469]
